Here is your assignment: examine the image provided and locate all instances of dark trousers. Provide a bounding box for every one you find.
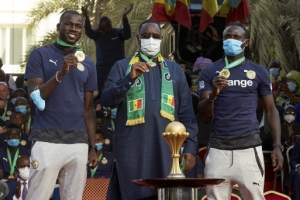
[97,65,113,95]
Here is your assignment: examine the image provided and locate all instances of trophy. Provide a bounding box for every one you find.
[162,121,189,178]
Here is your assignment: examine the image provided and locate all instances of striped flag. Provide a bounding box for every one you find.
[199,0,218,32]
[128,99,143,112]
[152,0,175,22]
[219,0,243,15]
[226,0,250,25]
[174,0,192,29]
[162,94,175,107]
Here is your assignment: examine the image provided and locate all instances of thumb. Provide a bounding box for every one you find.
[180,154,185,166]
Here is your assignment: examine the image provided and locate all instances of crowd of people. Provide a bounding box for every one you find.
[0,5,299,200]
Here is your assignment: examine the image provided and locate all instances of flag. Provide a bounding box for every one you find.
[219,0,232,15]
[152,0,175,22]
[162,94,175,107]
[226,0,250,25]
[199,0,218,32]
[174,0,192,29]
[227,0,242,8]
[129,99,143,112]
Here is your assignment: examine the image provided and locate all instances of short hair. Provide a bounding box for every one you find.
[59,10,81,23]
[269,60,281,67]
[99,16,112,25]
[139,19,161,32]
[7,124,21,131]
[11,111,24,117]
[226,22,250,39]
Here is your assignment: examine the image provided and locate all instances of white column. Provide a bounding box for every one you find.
[22,28,26,61]
[5,28,10,65]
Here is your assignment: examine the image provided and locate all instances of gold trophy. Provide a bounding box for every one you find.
[162,121,189,178]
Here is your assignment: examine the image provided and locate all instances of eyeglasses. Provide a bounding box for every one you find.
[139,33,162,40]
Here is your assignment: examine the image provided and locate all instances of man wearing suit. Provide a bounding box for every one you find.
[5,156,30,200]
[288,137,300,200]
[0,125,30,179]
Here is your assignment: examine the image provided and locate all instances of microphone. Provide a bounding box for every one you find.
[0,180,8,200]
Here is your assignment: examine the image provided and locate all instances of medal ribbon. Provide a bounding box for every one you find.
[56,39,82,50]
[90,152,103,178]
[7,147,20,176]
[224,56,245,69]
[22,116,32,133]
[0,103,8,121]
[139,51,159,64]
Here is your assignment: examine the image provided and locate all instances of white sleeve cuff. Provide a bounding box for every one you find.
[295,164,300,171]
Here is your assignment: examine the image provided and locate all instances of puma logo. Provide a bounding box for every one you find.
[3,158,7,162]
[253,182,260,186]
[215,71,220,74]
[49,59,58,66]
[111,37,119,40]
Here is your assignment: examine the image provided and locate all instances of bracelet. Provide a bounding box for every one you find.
[55,71,61,83]
[207,93,217,102]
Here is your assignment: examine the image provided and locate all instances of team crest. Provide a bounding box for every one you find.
[104,139,110,145]
[31,159,39,169]
[246,70,256,80]
[164,73,172,82]
[21,140,26,146]
[101,157,108,164]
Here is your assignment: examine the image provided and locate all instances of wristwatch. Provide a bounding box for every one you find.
[273,143,284,152]
[89,145,97,151]
[207,93,217,102]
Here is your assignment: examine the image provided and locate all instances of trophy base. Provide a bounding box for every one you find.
[166,174,185,179]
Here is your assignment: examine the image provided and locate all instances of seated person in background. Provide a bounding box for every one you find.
[0,69,15,94]
[283,105,297,146]
[185,72,198,116]
[268,60,282,92]
[14,98,33,135]
[5,156,30,200]
[10,89,28,105]
[0,125,30,179]
[274,70,300,105]
[193,56,213,96]
[9,112,31,150]
[87,131,113,178]
[0,97,7,133]
[95,102,113,152]
[0,82,14,122]
[286,137,300,200]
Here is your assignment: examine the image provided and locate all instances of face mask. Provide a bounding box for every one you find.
[284,114,295,124]
[95,143,103,151]
[7,139,20,147]
[287,82,297,92]
[15,105,28,115]
[11,98,17,104]
[223,39,246,57]
[30,89,45,111]
[111,108,117,119]
[18,167,30,181]
[0,108,4,116]
[269,68,280,77]
[140,37,161,57]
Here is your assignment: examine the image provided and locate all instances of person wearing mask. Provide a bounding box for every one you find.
[24,10,98,199]
[283,105,296,146]
[0,82,14,122]
[0,125,30,179]
[268,60,282,92]
[87,131,113,178]
[101,19,198,200]
[81,5,133,95]
[198,22,283,199]
[4,156,30,200]
[14,98,33,135]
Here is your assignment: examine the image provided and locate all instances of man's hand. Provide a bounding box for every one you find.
[180,153,195,173]
[57,55,78,79]
[16,180,22,198]
[297,166,300,174]
[88,149,99,169]
[271,147,284,172]
[81,6,89,18]
[130,62,150,80]
[122,4,134,18]
[212,76,229,97]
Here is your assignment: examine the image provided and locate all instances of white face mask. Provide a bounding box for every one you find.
[284,114,295,124]
[18,167,30,181]
[140,37,161,57]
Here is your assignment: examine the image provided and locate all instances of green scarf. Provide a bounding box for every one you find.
[56,39,82,50]
[125,51,175,126]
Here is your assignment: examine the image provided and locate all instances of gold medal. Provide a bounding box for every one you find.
[21,140,26,146]
[101,157,108,164]
[31,159,39,169]
[6,110,12,116]
[148,62,156,67]
[8,175,15,179]
[104,139,110,145]
[77,63,85,72]
[246,70,256,80]
[219,69,230,78]
[75,50,85,62]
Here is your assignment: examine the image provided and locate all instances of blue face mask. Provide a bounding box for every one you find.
[269,68,280,77]
[111,109,117,119]
[7,139,20,147]
[30,89,45,111]
[11,98,17,104]
[95,143,103,151]
[15,105,28,115]
[223,39,246,57]
[287,82,297,92]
